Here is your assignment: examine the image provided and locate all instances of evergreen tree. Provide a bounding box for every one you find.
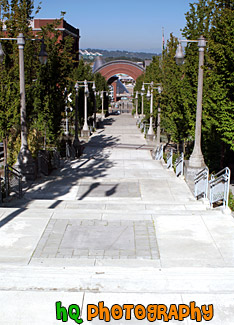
[0,0,38,162]
[32,19,74,150]
[207,0,234,154]
[160,34,191,145]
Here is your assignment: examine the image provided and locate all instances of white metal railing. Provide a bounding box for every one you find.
[143,123,150,136]
[154,144,164,160]
[175,153,184,177]
[209,167,231,208]
[194,167,209,199]
[167,149,173,169]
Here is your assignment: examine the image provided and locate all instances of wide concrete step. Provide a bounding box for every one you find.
[0,265,234,293]
[1,266,233,324]
[3,197,209,208]
[0,206,223,222]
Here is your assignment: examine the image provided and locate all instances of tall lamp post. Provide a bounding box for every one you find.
[76,79,96,138]
[93,89,97,128]
[143,81,161,140]
[141,89,145,118]
[156,86,162,146]
[175,36,206,168]
[0,33,48,180]
[100,90,109,121]
[134,91,139,119]
[64,87,70,136]
[73,82,80,157]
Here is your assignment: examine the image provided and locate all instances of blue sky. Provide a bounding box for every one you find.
[34,0,196,53]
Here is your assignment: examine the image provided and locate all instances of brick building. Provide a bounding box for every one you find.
[31,18,80,64]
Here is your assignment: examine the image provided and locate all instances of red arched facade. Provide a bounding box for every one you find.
[94,60,145,81]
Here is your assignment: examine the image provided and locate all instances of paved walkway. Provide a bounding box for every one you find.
[0,114,234,324]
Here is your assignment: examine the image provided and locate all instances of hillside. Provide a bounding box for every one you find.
[83,48,159,61]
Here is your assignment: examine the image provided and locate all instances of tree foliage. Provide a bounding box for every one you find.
[135,0,234,170]
[0,1,84,162]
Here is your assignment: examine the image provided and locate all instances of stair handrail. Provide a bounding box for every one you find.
[4,164,22,199]
[154,144,163,160]
[38,150,50,176]
[175,152,184,177]
[209,167,230,208]
[66,143,76,160]
[143,123,150,136]
[194,167,209,199]
[166,149,173,169]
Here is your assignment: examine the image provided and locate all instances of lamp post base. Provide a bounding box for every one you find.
[189,153,205,168]
[184,160,207,192]
[81,129,90,138]
[14,147,36,180]
[146,126,154,140]
[146,134,154,141]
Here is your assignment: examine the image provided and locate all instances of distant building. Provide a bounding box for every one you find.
[79,49,103,60]
[144,59,152,67]
[2,18,80,64]
[31,18,80,64]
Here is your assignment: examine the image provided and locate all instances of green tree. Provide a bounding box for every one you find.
[0,3,76,160]
[160,34,190,145]
[0,0,38,163]
[182,0,234,170]
[205,0,234,168]
[31,19,74,150]
[135,56,161,122]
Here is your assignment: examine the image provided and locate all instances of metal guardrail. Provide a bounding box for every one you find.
[194,167,209,199]
[175,153,184,177]
[209,167,230,208]
[4,164,22,199]
[167,149,173,169]
[66,143,76,160]
[154,144,164,160]
[51,150,60,169]
[38,150,49,176]
[139,122,145,132]
[38,149,60,175]
[143,123,150,136]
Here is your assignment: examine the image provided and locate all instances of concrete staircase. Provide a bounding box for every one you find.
[0,115,234,324]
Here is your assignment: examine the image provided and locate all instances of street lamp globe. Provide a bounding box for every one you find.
[146,87,151,100]
[175,42,184,65]
[75,82,79,92]
[38,39,48,65]
[84,84,89,96]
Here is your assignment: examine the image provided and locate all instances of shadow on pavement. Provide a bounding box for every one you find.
[0,208,25,228]
[4,128,121,212]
